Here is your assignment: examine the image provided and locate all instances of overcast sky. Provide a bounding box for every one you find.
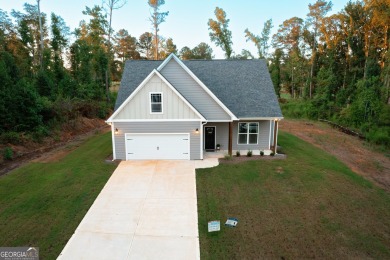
[2,0,351,58]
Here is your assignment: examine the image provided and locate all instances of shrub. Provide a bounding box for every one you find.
[32,126,50,143]
[367,127,390,147]
[224,154,232,160]
[270,152,275,156]
[260,151,264,156]
[247,150,252,157]
[0,132,21,144]
[236,150,241,157]
[3,147,13,160]
[97,101,111,119]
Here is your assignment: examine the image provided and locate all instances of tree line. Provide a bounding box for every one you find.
[206,1,389,147]
[268,0,389,147]
[0,0,213,144]
[0,0,389,148]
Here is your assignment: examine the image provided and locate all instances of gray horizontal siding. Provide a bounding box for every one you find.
[232,120,271,151]
[204,122,229,150]
[113,121,201,160]
[160,59,231,121]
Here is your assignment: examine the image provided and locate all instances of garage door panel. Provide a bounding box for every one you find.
[125,134,190,160]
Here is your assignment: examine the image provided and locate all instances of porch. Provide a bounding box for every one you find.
[203,150,226,159]
[203,120,280,157]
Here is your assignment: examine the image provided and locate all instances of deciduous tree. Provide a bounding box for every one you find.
[138,32,153,59]
[208,7,233,58]
[244,19,273,58]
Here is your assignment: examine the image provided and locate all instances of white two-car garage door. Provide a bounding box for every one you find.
[125,133,190,160]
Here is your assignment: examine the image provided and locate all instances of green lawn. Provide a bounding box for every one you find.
[197,132,390,259]
[0,132,117,259]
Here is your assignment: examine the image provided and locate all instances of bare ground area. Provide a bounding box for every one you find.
[280,119,390,192]
[0,117,110,176]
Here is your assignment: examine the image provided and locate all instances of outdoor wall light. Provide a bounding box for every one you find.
[115,128,119,134]
[195,128,199,134]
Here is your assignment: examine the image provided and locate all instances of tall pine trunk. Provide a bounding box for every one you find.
[37,0,44,68]
[309,50,315,98]
[105,3,114,103]
[154,23,158,60]
[309,28,317,99]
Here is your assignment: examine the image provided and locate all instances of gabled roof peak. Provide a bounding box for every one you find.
[157,53,238,120]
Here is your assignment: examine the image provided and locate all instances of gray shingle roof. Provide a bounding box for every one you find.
[114,60,163,111]
[115,59,283,119]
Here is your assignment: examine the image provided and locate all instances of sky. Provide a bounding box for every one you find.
[1,0,351,58]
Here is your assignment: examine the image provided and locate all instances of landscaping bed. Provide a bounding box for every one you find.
[219,154,286,164]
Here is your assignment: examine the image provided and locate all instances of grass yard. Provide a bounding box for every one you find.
[197,132,390,259]
[0,132,117,259]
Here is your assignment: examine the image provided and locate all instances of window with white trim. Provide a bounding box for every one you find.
[238,122,258,144]
[150,92,162,113]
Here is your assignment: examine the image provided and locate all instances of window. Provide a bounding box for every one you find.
[150,93,162,113]
[238,122,258,144]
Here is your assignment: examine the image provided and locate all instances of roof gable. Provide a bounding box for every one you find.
[157,54,237,120]
[158,57,233,121]
[107,69,205,122]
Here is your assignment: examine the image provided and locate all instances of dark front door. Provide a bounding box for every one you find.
[204,126,216,150]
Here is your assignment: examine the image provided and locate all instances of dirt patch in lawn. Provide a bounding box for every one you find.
[0,117,109,176]
[32,126,110,163]
[280,119,390,192]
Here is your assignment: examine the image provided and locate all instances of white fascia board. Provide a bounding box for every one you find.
[106,69,205,122]
[106,69,158,122]
[239,117,284,121]
[156,53,175,71]
[205,120,234,122]
[155,70,206,121]
[157,53,238,121]
[110,119,203,122]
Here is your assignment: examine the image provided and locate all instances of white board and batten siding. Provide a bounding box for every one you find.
[114,74,200,120]
[160,58,231,121]
[114,121,201,160]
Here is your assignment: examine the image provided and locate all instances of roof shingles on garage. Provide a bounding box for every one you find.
[115,58,283,119]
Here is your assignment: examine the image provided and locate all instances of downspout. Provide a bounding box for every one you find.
[273,119,279,154]
[110,122,116,161]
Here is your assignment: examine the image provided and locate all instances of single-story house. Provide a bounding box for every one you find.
[106,53,283,160]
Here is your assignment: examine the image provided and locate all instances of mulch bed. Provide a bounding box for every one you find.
[219,154,286,164]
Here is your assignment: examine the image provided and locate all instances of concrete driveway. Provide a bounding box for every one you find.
[58,159,218,260]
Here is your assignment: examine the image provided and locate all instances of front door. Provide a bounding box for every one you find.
[204,126,216,150]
